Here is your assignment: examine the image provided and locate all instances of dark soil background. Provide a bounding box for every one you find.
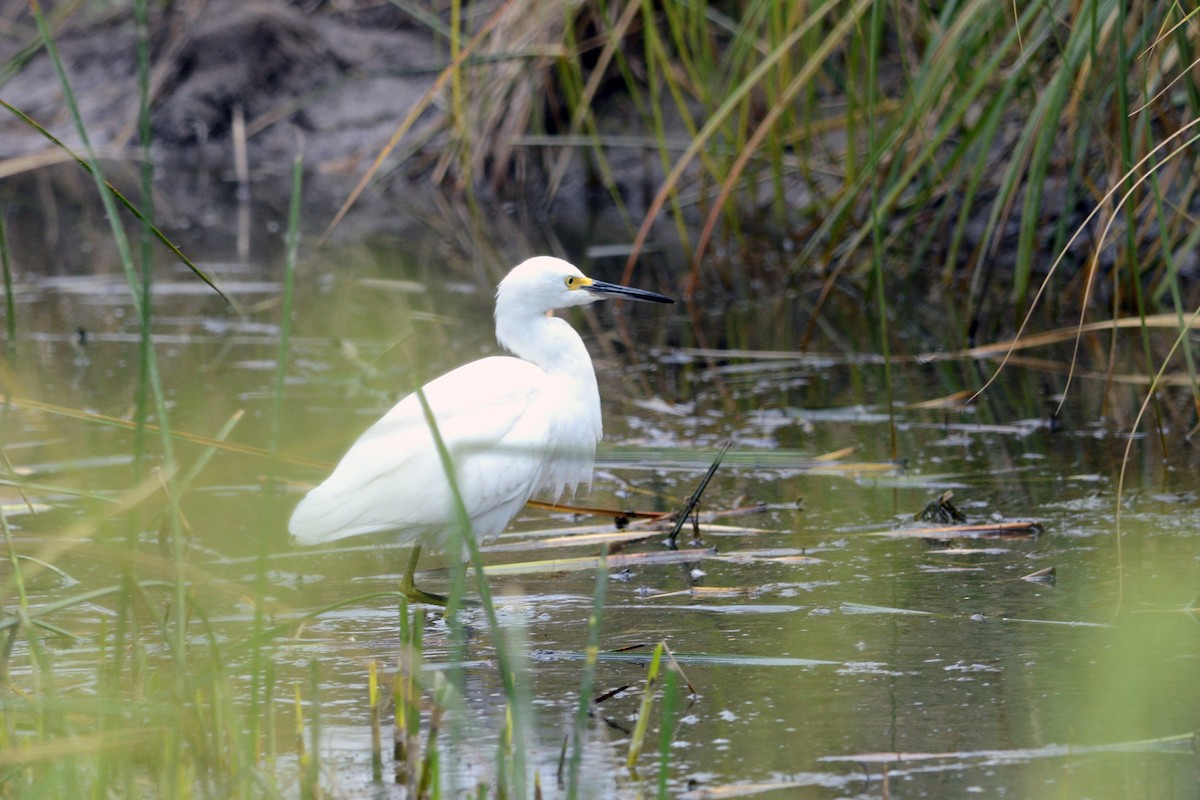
[1,1,502,249]
[3,1,438,181]
[1,0,674,277]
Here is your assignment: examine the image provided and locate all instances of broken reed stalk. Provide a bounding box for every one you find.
[293,682,308,794]
[369,660,382,783]
[626,641,665,770]
[417,673,449,798]
[495,704,512,795]
[263,659,277,774]
[305,662,322,800]
[394,597,425,790]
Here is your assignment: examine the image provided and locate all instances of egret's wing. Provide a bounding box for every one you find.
[289,356,550,546]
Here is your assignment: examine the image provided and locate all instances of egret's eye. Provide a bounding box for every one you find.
[564,276,577,289]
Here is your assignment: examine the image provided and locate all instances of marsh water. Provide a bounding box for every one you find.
[3,184,1200,799]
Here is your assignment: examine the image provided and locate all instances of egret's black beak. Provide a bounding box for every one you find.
[583,279,675,304]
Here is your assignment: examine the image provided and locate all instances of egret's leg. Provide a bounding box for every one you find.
[400,546,450,606]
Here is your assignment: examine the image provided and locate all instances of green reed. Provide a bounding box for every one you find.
[394,597,425,789]
[0,109,222,307]
[1147,166,1200,418]
[863,0,896,461]
[10,2,1200,796]
[311,1,1200,423]
[23,9,184,791]
[1,9,281,796]
[656,667,679,799]
[133,0,154,465]
[567,544,609,799]
[625,641,664,771]
[271,150,303,458]
[0,214,13,349]
[414,385,530,796]
[0,274,664,799]
[28,1,179,474]
[544,5,1200,329]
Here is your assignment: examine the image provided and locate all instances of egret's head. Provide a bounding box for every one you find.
[496,256,674,318]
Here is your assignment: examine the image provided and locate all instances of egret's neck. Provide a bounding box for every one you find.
[495,303,604,442]
[496,311,592,380]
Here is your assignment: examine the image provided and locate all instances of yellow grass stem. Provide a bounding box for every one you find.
[625,641,665,770]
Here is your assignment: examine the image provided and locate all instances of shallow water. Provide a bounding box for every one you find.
[2,192,1199,798]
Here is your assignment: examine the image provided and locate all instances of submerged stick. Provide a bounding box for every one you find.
[526,499,666,521]
[667,441,732,548]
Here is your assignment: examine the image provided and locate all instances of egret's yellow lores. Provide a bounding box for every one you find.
[288,256,674,602]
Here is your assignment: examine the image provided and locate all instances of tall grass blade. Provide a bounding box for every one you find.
[369,660,383,783]
[320,0,514,243]
[1146,169,1200,417]
[0,99,230,305]
[543,0,642,202]
[0,392,328,469]
[567,544,608,799]
[26,0,181,484]
[623,0,872,292]
[414,384,527,796]
[0,214,13,350]
[656,666,678,799]
[865,0,896,461]
[418,673,450,798]
[1114,303,1200,613]
[271,148,304,457]
[626,641,664,770]
[970,118,1200,405]
[133,0,155,467]
[395,597,425,790]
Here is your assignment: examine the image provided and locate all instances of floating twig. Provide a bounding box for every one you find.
[1021,566,1057,585]
[872,521,1043,540]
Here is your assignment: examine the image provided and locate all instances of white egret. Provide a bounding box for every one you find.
[289,256,674,602]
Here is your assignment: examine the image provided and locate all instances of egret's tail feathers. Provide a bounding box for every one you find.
[288,492,393,545]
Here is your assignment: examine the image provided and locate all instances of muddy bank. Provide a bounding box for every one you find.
[4,4,408,174]
[0,0,655,254]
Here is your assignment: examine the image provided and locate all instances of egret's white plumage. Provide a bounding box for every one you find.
[288,256,673,596]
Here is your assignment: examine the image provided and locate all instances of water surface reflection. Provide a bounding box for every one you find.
[3,209,1198,798]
